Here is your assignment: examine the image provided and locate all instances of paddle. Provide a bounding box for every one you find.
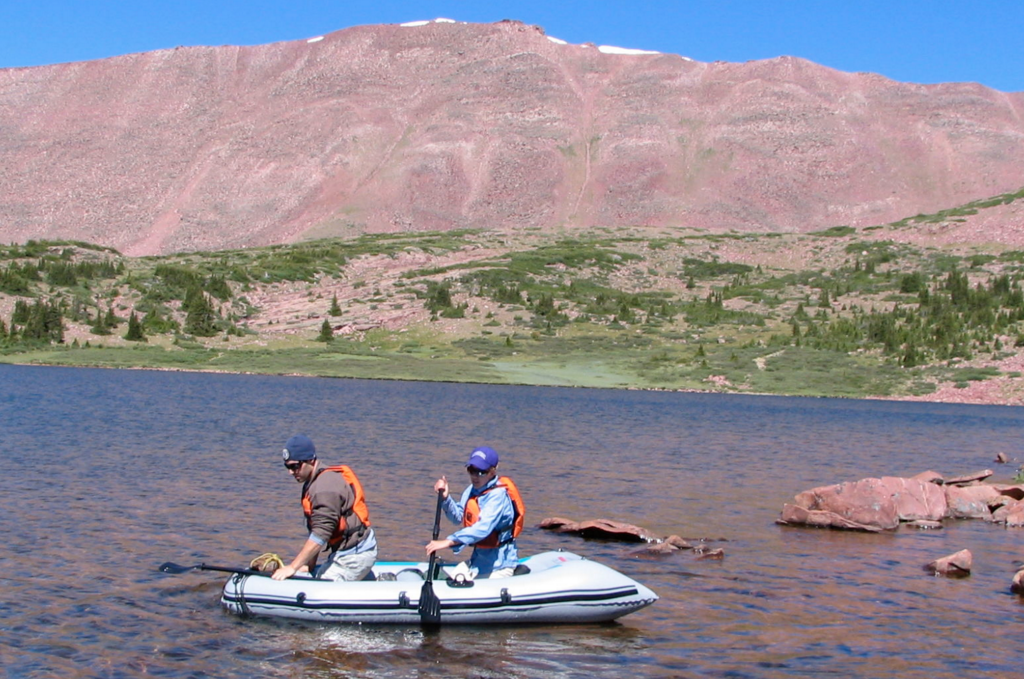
[418,489,445,628]
[159,562,267,577]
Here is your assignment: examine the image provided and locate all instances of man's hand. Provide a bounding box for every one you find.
[425,539,454,556]
[434,475,449,499]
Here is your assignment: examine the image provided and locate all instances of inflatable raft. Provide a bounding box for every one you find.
[221,551,657,624]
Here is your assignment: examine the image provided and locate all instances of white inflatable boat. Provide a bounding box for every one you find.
[220,551,657,625]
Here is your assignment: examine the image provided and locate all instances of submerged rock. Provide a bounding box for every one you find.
[1012,568,1024,594]
[538,517,656,542]
[904,520,943,530]
[694,547,725,560]
[925,549,972,577]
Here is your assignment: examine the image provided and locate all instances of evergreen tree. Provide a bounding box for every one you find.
[329,294,342,316]
[184,286,218,337]
[23,299,64,343]
[12,300,30,324]
[124,311,146,342]
[90,305,111,335]
[317,319,334,342]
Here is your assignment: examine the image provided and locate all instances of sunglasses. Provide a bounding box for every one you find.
[467,467,491,477]
[284,461,304,472]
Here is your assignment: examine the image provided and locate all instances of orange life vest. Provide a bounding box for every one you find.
[462,476,525,549]
[302,464,371,549]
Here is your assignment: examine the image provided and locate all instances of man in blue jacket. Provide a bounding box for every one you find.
[425,446,524,579]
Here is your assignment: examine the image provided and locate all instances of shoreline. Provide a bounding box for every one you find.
[5,352,1023,408]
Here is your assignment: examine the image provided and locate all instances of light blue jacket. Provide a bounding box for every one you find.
[442,477,518,574]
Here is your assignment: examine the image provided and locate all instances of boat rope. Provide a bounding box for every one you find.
[232,573,251,616]
[249,553,285,573]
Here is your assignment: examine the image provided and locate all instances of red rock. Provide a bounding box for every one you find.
[992,484,1024,501]
[573,519,655,542]
[944,469,994,486]
[911,470,945,484]
[1000,501,1024,527]
[1012,568,1024,594]
[925,549,972,577]
[995,452,1010,464]
[664,535,692,549]
[694,547,724,560]
[632,541,681,556]
[539,517,656,542]
[787,478,900,531]
[881,476,947,522]
[944,485,996,519]
[777,503,885,532]
[538,517,578,531]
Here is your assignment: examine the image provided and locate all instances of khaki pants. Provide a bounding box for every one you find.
[317,544,378,581]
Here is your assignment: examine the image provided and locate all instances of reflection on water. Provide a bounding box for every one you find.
[2,363,1024,678]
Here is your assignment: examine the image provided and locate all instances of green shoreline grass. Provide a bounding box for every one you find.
[0,339,929,399]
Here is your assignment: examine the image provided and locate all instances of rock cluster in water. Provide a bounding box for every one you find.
[778,469,1024,589]
[777,469,1024,532]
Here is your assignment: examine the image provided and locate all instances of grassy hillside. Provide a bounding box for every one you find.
[4,188,1024,402]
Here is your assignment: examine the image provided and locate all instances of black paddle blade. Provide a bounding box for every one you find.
[418,488,445,627]
[158,562,195,574]
[418,580,442,627]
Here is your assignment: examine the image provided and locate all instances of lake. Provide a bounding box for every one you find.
[2,363,1023,678]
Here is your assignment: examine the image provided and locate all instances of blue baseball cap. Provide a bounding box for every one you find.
[466,446,499,471]
[283,434,316,462]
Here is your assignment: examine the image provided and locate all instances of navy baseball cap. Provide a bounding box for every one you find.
[466,446,499,471]
[282,434,316,462]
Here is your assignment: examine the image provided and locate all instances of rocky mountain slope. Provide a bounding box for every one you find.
[2,19,1023,256]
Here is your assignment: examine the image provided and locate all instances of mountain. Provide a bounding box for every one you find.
[1,19,1023,256]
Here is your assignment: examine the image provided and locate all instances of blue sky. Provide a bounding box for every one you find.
[3,1,1022,92]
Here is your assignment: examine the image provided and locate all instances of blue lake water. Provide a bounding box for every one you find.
[1,363,1023,678]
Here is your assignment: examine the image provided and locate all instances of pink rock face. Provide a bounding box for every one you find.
[790,478,901,530]
[911,470,945,484]
[2,20,1024,256]
[880,476,947,522]
[944,485,997,519]
[778,503,886,532]
[1000,501,1024,527]
[926,549,972,577]
[992,484,1024,501]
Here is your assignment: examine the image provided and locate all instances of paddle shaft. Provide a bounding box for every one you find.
[427,488,445,576]
[159,562,266,577]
